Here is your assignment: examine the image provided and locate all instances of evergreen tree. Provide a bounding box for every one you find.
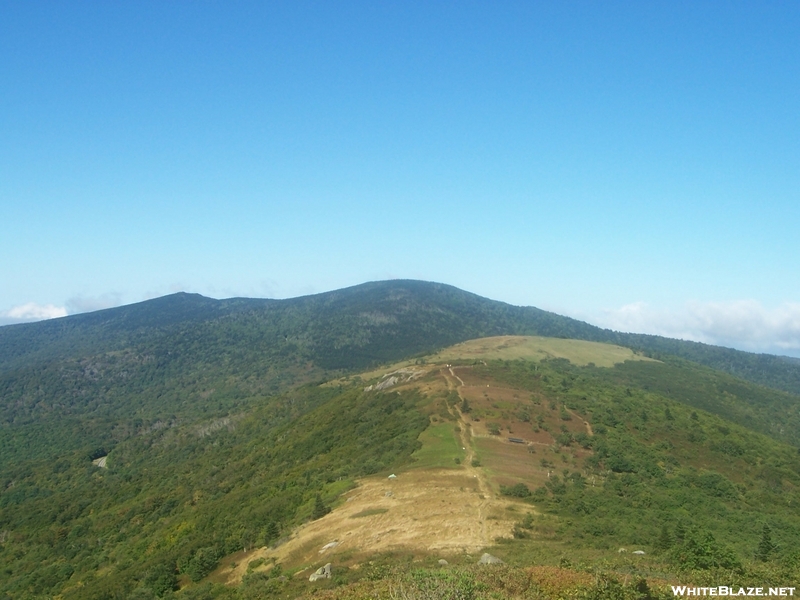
[655,524,672,552]
[265,521,280,543]
[674,521,686,544]
[311,494,330,520]
[755,524,776,562]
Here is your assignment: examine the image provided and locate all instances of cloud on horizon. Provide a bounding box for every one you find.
[594,300,800,357]
[0,302,68,326]
[0,293,124,326]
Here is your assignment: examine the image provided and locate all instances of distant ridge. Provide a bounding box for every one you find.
[2,279,800,396]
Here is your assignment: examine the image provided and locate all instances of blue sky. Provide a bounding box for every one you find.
[2,1,799,356]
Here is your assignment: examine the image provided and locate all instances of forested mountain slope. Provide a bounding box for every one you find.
[2,335,799,599]
[2,279,800,396]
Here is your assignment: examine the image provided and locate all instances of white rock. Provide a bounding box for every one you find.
[309,563,332,581]
[319,541,339,553]
[477,553,504,565]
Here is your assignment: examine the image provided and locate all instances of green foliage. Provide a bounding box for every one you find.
[756,524,777,562]
[393,568,481,600]
[669,530,742,571]
[183,546,223,582]
[0,384,428,597]
[500,482,532,498]
[311,494,331,520]
[245,558,265,572]
[655,524,672,552]
[263,521,280,545]
[142,562,178,597]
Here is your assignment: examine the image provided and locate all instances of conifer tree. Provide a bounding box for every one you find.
[265,521,280,543]
[312,494,331,520]
[756,524,776,562]
[655,524,672,552]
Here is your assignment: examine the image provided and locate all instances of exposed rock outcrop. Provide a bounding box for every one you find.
[309,563,332,581]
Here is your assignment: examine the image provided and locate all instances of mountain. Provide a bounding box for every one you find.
[2,281,800,598]
[3,280,800,462]
[3,279,800,392]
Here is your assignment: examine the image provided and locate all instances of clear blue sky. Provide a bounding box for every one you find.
[2,1,799,355]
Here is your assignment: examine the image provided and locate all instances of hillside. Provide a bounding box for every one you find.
[2,335,800,598]
[4,280,800,471]
[3,280,800,395]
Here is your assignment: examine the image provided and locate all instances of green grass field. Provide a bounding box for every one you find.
[409,421,464,469]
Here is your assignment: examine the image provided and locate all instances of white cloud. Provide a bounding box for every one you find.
[0,302,68,325]
[593,300,800,356]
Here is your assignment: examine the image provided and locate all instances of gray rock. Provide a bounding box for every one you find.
[309,563,332,581]
[438,559,449,566]
[477,553,504,565]
[375,376,399,390]
[632,550,645,555]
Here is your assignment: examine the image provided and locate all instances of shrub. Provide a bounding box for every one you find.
[500,483,531,498]
[185,546,222,582]
[669,530,741,571]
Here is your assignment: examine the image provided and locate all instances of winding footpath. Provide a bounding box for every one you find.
[442,365,494,546]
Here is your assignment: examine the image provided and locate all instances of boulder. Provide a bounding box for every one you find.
[477,553,504,565]
[438,559,449,566]
[309,563,332,582]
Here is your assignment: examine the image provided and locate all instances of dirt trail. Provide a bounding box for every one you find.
[448,366,466,388]
[444,366,495,543]
[224,366,516,584]
[562,406,593,437]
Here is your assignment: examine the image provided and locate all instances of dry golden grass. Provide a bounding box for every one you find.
[431,335,654,368]
[346,334,652,385]
[224,469,517,584]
